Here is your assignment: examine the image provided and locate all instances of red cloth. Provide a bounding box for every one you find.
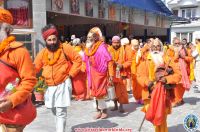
[0,60,36,125]
[146,82,167,126]
[72,71,87,100]
[90,67,108,98]
[42,28,58,40]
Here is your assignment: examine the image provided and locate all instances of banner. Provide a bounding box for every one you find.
[128,9,134,23]
[0,0,4,8]
[98,0,105,18]
[52,0,63,11]
[70,0,79,14]
[144,11,149,25]
[156,15,161,27]
[85,0,93,17]
[108,5,116,20]
[121,7,127,22]
[6,0,31,27]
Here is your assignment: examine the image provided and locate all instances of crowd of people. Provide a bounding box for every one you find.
[0,8,200,132]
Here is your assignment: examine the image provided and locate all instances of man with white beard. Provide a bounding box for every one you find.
[83,27,114,119]
[137,38,181,132]
[167,37,192,107]
[0,8,37,131]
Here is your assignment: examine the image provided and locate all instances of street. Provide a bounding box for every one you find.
[25,88,200,132]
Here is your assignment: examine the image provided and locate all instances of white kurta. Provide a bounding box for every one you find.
[44,78,72,108]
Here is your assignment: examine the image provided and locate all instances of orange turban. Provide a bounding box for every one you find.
[89,27,102,38]
[0,8,13,24]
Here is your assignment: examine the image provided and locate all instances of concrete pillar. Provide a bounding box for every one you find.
[32,0,47,55]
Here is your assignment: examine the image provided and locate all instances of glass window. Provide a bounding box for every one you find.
[182,10,185,18]
[186,9,191,18]
[189,33,193,42]
[192,8,196,18]
[5,0,32,28]
[14,34,33,58]
[172,10,178,16]
[181,33,188,40]
[176,33,180,39]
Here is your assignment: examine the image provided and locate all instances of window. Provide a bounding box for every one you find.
[172,10,178,16]
[181,8,196,18]
[4,0,33,28]
[176,33,180,38]
[192,9,196,18]
[15,34,34,58]
[176,32,193,42]
[189,33,193,42]
[182,10,185,18]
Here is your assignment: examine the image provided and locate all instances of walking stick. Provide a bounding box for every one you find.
[138,115,146,131]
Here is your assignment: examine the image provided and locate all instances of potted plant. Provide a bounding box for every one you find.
[34,77,47,101]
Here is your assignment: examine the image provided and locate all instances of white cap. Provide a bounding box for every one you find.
[71,35,76,40]
[121,38,130,46]
[72,38,81,46]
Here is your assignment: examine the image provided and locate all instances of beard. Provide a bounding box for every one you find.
[151,51,164,67]
[86,40,94,48]
[46,42,60,52]
[113,45,120,50]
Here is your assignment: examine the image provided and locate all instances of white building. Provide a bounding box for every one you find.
[167,0,200,44]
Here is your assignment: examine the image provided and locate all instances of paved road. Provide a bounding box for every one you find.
[25,88,200,132]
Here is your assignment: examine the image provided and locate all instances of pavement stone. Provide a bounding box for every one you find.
[25,88,200,132]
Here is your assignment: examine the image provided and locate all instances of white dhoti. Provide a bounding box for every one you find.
[44,78,72,108]
[44,78,72,132]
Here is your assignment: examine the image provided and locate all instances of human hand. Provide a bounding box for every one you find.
[0,98,13,113]
[108,76,114,86]
[159,77,167,83]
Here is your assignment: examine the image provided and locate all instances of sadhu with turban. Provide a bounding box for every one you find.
[34,24,82,132]
[0,8,37,131]
[83,27,114,119]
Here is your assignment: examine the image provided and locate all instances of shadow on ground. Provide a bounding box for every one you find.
[107,101,141,118]
[168,124,186,132]
[183,97,200,105]
[71,120,118,132]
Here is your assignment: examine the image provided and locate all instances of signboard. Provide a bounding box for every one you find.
[98,0,105,18]
[6,0,32,27]
[156,15,161,27]
[85,0,93,17]
[128,9,134,23]
[70,0,79,14]
[108,5,116,20]
[0,0,4,8]
[52,0,64,11]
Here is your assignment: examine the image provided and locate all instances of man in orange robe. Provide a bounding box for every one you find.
[0,9,37,131]
[130,39,143,104]
[71,38,87,101]
[107,36,131,112]
[83,27,114,119]
[167,37,192,107]
[34,24,82,132]
[137,38,181,132]
[120,38,132,93]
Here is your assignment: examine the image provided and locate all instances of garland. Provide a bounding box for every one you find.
[44,45,62,66]
[0,36,16,53]
[85,41,102,57]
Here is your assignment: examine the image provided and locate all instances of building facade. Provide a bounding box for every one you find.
[168,0,200,44]
[1,0,172,58]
